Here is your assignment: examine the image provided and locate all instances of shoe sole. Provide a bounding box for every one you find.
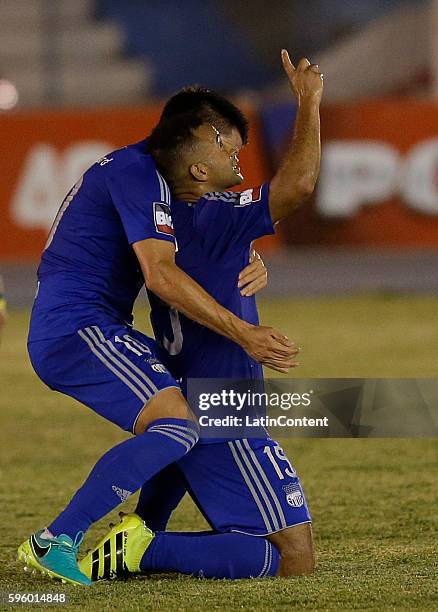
[18,541,89,586]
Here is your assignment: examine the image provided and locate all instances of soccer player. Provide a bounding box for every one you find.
[17,76,298,585]
[79,51,323,580]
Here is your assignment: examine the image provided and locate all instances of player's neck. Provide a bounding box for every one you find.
[172,183,217,203]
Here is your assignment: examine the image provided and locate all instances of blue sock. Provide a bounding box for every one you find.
[48,418,198,539]
[135,464,186,531]
[140,532,279,579]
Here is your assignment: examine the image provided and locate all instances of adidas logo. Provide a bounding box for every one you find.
[111,486,132,502]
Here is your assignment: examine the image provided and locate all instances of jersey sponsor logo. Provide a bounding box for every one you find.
[282,482,304,508]
[237,185,263,207]
[153,202,174,235]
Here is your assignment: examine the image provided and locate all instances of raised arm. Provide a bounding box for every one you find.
[269,50,323,224]
[134,239,299,373]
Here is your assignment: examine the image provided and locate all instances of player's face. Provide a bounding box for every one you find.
[203,125,244,189]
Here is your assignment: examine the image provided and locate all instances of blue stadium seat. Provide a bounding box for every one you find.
[95,0,269,94]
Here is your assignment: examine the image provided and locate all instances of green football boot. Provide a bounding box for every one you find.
[78,513,154,581]
[18,530,91,586]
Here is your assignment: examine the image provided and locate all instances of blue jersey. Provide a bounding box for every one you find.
[149,184,275,389]
[29,140,175,342]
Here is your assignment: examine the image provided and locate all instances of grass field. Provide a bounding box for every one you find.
[0,296,437,610]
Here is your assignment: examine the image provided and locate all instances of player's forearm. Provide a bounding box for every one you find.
[147,261,252,345]
[269,97,321,223]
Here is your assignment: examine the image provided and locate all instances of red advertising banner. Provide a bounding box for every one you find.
[0,105,274,261]
[283,100,438,247]
[2,100,437,258]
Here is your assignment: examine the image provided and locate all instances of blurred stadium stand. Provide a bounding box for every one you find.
[1,0,437,307]
[0,0,150,107]
[1,0,433,108]
[95,0,269,94]
[95,0,432,99]
[219,0,427,81]
[270,1,432,101]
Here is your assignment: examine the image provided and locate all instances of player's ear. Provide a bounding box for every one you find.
[190,162,209,182]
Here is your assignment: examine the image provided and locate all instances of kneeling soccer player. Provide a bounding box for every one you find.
[79,50,323,580]
[17,75,296,585]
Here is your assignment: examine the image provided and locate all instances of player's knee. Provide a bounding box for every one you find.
[268,523,315,577]
[134,387,198,435]
[279,548,315,576]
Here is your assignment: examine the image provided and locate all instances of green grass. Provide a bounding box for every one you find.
[0,296,437,610]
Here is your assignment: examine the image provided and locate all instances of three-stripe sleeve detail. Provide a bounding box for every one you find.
[156,170,171,204]
[203,191,238,203]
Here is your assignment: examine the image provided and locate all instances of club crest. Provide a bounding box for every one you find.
[282,482,304,508]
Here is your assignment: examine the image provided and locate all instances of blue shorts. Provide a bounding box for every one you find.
[142,437,311,536]
[28,323,179,433]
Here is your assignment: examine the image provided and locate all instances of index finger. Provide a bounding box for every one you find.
[281,49,296,75]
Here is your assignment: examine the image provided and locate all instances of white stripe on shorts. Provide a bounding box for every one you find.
[91,326,158,394]
[81,327,156,400]
[84,327,156,398]
[241,439,287,530]
[78,329,149,405]
[228,441,274,533]
[234,439,282,532]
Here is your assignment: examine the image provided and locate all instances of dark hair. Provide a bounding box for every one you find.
[148,86,248,180]
[159,86,248,143]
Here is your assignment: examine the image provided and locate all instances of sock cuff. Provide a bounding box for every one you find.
[146,418,199,452]
[258,540,280,577]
